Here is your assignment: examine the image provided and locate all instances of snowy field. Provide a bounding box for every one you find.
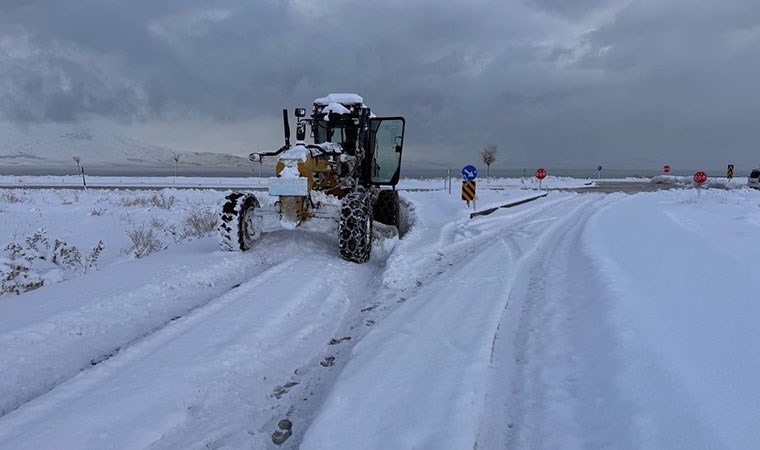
[1,177,759,449]
[0,174,597,190]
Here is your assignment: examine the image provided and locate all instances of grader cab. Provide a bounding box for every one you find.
[219,94,405,263]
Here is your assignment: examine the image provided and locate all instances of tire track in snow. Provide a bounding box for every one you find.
[0,236,388,450]
[0,232,335,419]
[474,194,638,449]
[299,193,606,449]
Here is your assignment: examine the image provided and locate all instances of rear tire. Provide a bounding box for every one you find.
[373,189,399,227]
[339,187,373,263]
[219,193,260,251]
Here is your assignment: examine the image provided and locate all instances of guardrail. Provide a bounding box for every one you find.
[470,192,549,219]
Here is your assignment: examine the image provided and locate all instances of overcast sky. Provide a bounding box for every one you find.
[2,0,760,171]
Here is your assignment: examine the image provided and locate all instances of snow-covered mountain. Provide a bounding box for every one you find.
[0,121,249,168]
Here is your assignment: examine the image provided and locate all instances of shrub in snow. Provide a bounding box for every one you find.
[183,208,217,238]
[120,192,177,209]
[0,244,44,295]
[0,228,104,296]
[0,191,24,204]
[148,217,184,244]
[126,224,166,258]
[58,191,80,205]
[150,193,176,209]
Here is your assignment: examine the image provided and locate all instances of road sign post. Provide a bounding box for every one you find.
[535,168,547,191]
[461,165,478,208]
[663,165,670,174]
[694,171,707,198]
[727,164,734,181]
[462,181,476,208]
[597,165,603,180]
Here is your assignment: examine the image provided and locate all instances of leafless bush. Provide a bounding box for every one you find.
[1,229,104,296]
[1,191,24,204]
[84,241,104,273]
[150,193,176,209]
[50,239,83,271]
[0,255,43,295]
[184,208,217,238]
[58,192,80,205]
[148,217,185,243]
[126,225,166,258]
[90,208,107,216]
[120,192,177,210]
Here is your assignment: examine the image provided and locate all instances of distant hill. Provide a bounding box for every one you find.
[0,121,249,169]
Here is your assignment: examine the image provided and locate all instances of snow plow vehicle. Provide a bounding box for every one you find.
[219,94,406,263]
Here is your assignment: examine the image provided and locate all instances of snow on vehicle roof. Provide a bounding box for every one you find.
[322,102,351,115]
[314,93,364,106]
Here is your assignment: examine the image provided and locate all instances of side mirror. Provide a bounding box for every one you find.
[296,122,306,141]
[249,153,262,163]
[295,108,307,118]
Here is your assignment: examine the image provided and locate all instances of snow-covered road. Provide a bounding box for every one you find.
[1,182,759,449]
[302,193,612,449]
[0,229,386,449]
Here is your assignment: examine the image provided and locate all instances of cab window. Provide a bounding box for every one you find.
[314,120,344,144]
[370,118,405,184]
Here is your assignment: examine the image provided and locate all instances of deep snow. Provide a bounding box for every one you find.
[1,178,759,449]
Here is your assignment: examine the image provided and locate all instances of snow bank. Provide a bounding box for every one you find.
[584,188,760,448]
[652,174,749,189]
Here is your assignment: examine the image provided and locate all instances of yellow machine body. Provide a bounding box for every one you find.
[274,150,344,224]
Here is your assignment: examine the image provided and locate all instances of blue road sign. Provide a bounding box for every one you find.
[597,165,603,171]
[462,165,478,180]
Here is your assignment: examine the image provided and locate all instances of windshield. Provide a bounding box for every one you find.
[314,120,345,145]
[751,170,760,179]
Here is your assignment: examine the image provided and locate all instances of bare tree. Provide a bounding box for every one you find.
[171,153,180,182]
[480,144,498,177]
[73,156,81,173]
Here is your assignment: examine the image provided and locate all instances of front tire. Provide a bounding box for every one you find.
[338,188,373,263]
[219,193,260,251]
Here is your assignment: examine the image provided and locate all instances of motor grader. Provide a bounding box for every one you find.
[218,93,406,263]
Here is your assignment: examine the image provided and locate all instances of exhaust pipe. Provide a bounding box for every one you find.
[282,109,291,147]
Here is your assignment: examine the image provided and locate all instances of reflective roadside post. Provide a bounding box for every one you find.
[80,165,87,191]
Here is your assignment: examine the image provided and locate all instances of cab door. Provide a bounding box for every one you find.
[368,117,405,186]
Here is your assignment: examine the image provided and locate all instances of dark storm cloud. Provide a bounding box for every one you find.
[2,0,760,167]
[528,0,612,19]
